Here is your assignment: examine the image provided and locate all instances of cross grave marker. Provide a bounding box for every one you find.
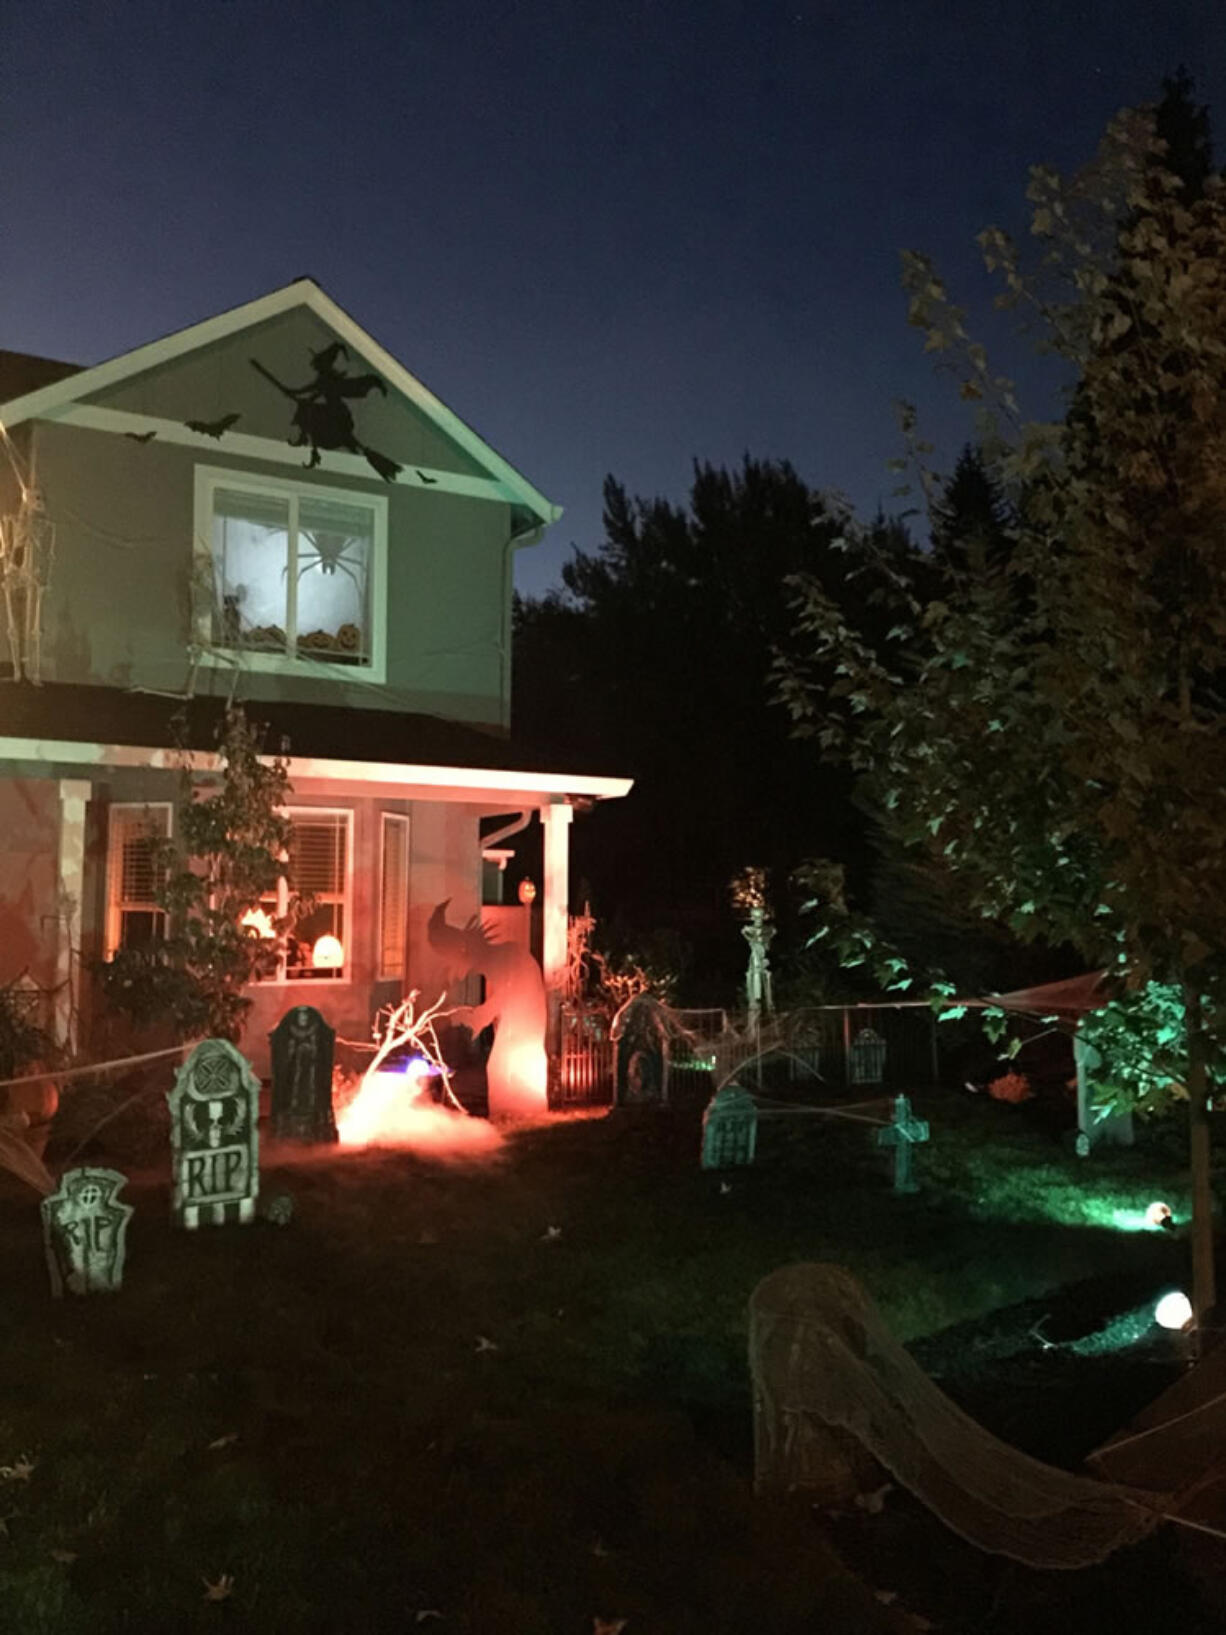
[875,1093,929,1194]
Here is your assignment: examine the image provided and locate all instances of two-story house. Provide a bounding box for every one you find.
[0,278,630,1097]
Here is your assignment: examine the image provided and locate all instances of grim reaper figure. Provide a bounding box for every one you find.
[427,900,549,1119]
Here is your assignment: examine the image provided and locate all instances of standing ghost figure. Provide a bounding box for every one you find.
[427,900,549,1119]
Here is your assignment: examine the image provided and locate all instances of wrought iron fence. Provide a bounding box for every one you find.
[553,1003,614,1107]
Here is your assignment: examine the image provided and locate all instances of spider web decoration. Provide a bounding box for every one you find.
[250,342,403,483]
[0,484,55,685]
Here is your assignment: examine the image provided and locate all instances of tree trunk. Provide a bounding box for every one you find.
[1184,982,1216,1329]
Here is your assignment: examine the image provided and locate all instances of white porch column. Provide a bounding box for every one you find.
[539,802,573,1056]
[55,779,91,1052]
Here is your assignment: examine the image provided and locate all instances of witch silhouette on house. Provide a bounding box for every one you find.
[427,901,548,1119]
[250,342,402,481]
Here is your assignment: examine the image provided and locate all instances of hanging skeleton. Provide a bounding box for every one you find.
[250,342,402,482]
[0,483,55,684]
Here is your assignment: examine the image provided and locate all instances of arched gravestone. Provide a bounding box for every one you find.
[849,1027,887,1086]
[270,1005,337,1142]
[701,1085,759,1170]
[41,1168,133,1297]
[612,995,670,1106]
[167,1039,260,1228]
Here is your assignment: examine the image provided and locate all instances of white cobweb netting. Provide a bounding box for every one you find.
[749,1262,1169,1569]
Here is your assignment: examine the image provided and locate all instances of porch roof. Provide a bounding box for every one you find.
[0,682,632,806]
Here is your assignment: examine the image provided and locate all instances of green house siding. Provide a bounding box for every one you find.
[28,420,513,726]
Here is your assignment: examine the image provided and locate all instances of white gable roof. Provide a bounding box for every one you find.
[0,278,561,525]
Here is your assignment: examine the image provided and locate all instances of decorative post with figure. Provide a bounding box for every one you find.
[731,866,775,1033]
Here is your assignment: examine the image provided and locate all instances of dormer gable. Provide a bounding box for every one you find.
[0,279,559,523]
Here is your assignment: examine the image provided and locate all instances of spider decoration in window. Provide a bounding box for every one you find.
[250,342,402,482]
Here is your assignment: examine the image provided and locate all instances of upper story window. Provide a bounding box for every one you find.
[194,467,388,682]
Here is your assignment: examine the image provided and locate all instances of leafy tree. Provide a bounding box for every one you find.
[779,98,1226,1321]
[99,707,300,1041]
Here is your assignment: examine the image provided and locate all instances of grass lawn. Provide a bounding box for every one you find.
[0,1081,1221,1633]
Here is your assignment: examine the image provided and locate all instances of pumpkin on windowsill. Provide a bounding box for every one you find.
[299,624,364,664]
[245,624,287,650]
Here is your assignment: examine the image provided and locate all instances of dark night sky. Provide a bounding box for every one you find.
[3,1,1223,596]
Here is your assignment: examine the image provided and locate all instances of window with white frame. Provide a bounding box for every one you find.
[255,809,352,982]
[379,814,410,979]
[105,804,171,957]
[194,468,387,680]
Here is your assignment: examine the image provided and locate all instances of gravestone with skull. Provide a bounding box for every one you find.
[41,1167,134,1296]
[167,1039,260,1228]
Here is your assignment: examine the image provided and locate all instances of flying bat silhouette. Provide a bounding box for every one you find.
[123,429,157,443]
[415,469,438,485]
[185,412,241,439]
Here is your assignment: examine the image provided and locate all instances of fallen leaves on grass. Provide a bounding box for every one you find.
[202,1573,235,1602]
[49,1549,77,1564]
[0,1456,35,1482]
[207,1432,239,1451]
[593,1619,628,1634]
[540,1224,562,1242]
[474,1335,498,1354]
[854,1482,894,1515]
[719,1182,733,1195]
[414,1612,443,1624]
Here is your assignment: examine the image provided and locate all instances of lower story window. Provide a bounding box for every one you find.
[105,804,171,957]
[256,809,351,982]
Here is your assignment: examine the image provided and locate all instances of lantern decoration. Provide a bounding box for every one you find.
[517,878,537,906]
[312,934,344,969]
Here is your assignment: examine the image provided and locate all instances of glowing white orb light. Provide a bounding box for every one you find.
[1145,1200,1173,1229]
[312,934,344,969]
[1154,1290,1193,1330]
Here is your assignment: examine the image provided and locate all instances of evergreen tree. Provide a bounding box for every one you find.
[514,459,905,993]
[929,444,1012,576]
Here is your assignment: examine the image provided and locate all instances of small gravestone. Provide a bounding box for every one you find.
[270,1005,337,1142]
[613,995,670,1106]
[41,1168,133,1297]
[702,1084,759,1169]
[167,1039,260,1228]
[875,1094,929,1193]
[849,1026,887,1086]
[1073,1031,1133,1157]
